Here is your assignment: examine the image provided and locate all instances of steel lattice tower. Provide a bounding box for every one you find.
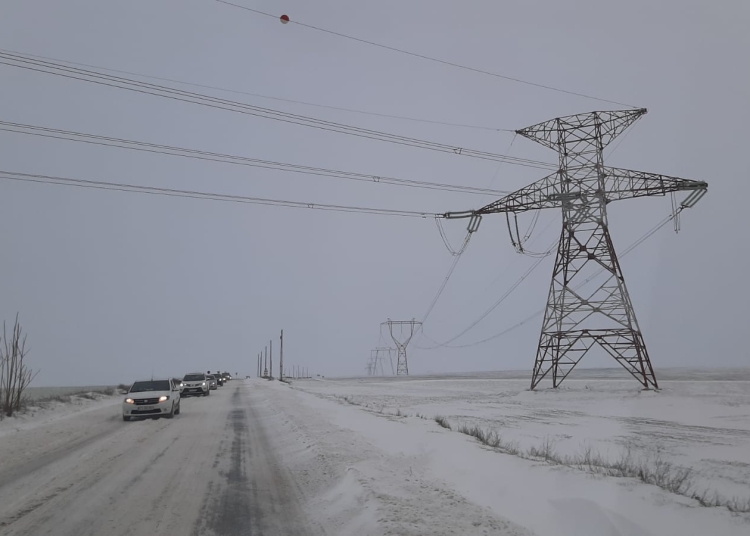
[383,319,421,375]
[446,109,707,389]
[373,346,397,375]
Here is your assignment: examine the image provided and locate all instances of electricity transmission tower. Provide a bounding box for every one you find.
[367,348,392,376]
[366,351,381,376]
[382,319,422,375]
[445,109,707,390]
[374,346,396,375]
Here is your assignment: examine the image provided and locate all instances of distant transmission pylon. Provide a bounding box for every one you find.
[374,346,396,375]
[445,109,707,390]
[367,349,388,376]
[383,319,421,375]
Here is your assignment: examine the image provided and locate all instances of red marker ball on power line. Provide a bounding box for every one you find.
[280,14,290,24]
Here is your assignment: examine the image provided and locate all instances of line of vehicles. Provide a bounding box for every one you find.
[122,371,234,421]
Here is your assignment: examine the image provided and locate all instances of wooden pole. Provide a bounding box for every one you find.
[279,330,284,381]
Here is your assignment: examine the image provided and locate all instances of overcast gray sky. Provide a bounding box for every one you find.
[1,0,748,386]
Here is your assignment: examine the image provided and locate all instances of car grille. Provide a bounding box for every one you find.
[132,409,161,415]
[135,398,159,405]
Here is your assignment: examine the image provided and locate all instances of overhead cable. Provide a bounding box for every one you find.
[215,0,637,108]
[0,51,557,171]
[0,170,441,218]
[420,231,473,326]
[420,209,686,348]
[0,48,508,133]
[0,120,510,196]
[418,240,556,349]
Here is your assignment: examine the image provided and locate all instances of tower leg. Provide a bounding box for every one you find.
[396,346,409,375]
[530,221,658,389]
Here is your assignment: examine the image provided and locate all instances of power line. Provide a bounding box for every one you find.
[215,0,637,109]
[420,232,472,326]
[419,209,685,349]
[0,51,557,171]
[417,240,555,349]
[487,134,517,189]
[416,213,557,349]
[0,48,508,133]
[0,170,442,218]
[0,120,510,196]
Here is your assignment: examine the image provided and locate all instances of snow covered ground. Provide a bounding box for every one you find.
[286,369,750,535]
[1,374,748,535]
[0,389,119,438]
[22,385,117,400]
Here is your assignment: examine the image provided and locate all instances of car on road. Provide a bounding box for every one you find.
[123,379,181,421]
[182,372,210,396]
[214,373,223,387]
[206,374,218,390]
[172,377,184,394]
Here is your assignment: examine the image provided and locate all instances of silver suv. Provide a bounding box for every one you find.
[182,372,210,396]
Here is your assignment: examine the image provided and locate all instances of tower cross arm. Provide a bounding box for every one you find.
[476,171,563,215]
[443,172,564,219]
[443,167,708,220]
[600,167,708,203]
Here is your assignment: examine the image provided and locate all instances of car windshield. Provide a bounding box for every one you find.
[183,374,204,381]
[207,375,215,380]
[129,380,170,393]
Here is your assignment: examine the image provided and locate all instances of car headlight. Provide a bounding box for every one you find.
[125,398,135,404]
[159,395,170,402]
[202,382,206,386]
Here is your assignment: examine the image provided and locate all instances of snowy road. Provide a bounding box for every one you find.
[0,382,320,536]
[3,376,747,536]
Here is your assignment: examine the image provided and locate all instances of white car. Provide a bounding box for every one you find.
[123,379,181,421]
[182,372,210,397]
[173,377,185,394]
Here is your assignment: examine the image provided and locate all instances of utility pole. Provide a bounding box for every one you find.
[279,329,284,381]
[264,346,268,377]
[269,339,273,380]
[444,108,708,390]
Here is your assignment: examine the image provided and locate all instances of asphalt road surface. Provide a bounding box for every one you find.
[0,382,320,536]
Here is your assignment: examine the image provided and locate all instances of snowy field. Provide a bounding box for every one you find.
[2,373,749,535]
[22,385,116,400]
[287,368,750,534]
[0,388,118,437]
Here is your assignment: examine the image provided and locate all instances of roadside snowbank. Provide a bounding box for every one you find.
[252,380,532,535]
[0,389,120,437]
[268,376,750,536]
[294,376,750,500]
